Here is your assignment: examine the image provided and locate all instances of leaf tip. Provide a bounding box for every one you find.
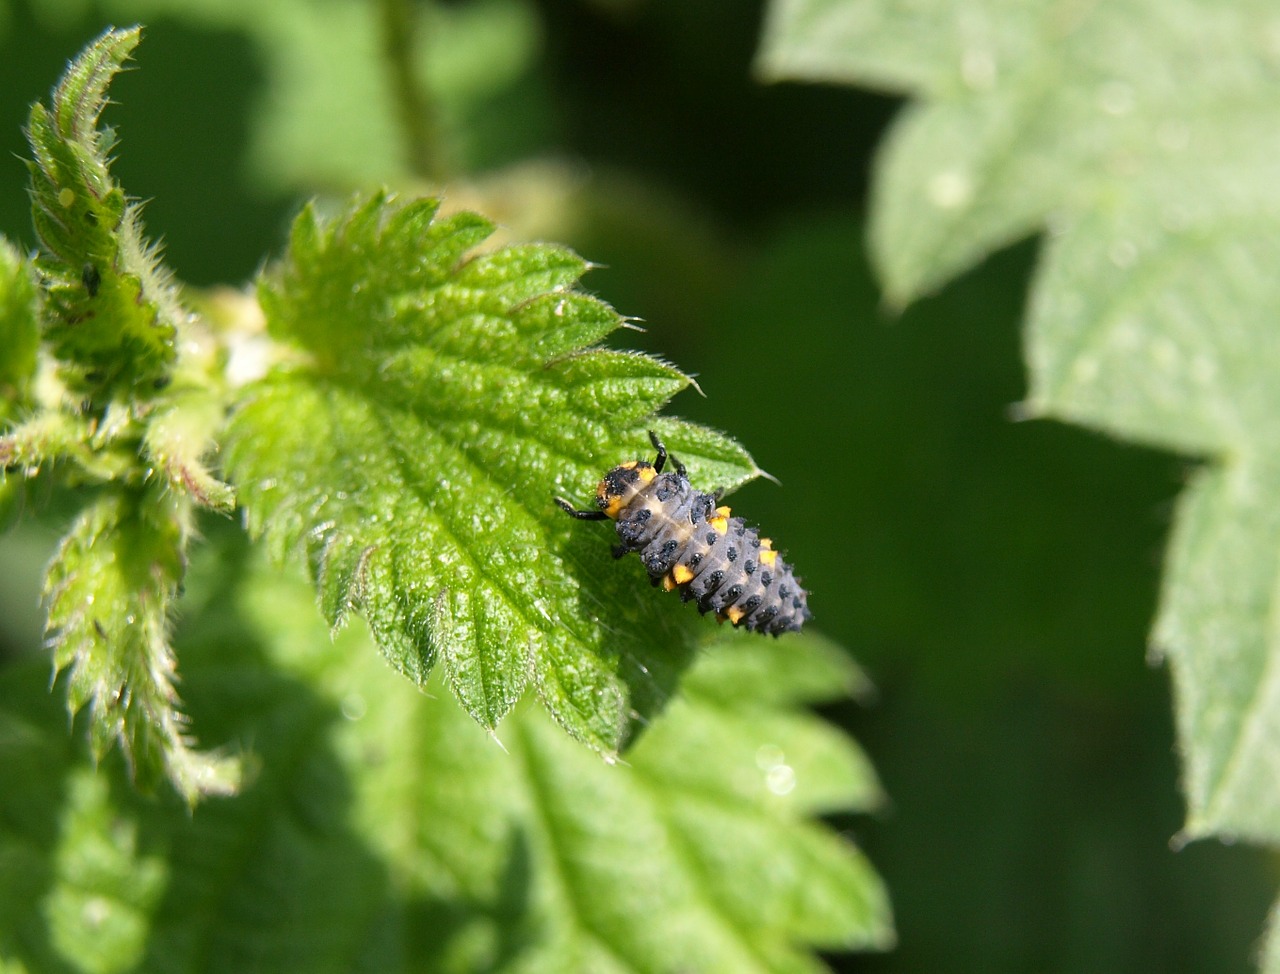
[486,726,511,755]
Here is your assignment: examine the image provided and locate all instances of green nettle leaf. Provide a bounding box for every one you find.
[1032,198,1280,858]
[25,25,181,402]
[759,1,1280,309]
[760,0,1280,956]
[0,555,890,972]
[279,562,893,971]
[0,554,890,973]
[42,491,240,802]
[226,192,761,754]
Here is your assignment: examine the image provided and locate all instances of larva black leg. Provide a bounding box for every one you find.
[648,429,667,473]
[612,544,630,559]
[555,496,608,521]
[647,429,686,478]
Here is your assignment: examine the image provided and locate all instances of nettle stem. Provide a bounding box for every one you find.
[379,0,450,182]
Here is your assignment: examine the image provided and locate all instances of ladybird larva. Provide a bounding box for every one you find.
[555,431,811,635]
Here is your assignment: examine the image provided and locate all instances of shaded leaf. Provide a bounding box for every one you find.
[757,0,1280,851]
[250,556,893,970]
[0,648,385,974]
[0,551,891,974]
[274,558,893,970]
[0,659,80,973]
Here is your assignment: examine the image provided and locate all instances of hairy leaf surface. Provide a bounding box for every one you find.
[226,193,760,753]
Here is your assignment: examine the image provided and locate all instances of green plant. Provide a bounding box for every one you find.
[0,26,890,973]
[9,0,1280,969]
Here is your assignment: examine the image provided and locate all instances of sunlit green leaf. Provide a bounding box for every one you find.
[226,192,761,754]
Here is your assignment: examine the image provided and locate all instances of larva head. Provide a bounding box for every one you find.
[595,460,657,518]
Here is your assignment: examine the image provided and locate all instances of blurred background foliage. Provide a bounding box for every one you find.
[1,0,1277,971]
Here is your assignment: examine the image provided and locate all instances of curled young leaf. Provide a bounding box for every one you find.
[25,26,182,401]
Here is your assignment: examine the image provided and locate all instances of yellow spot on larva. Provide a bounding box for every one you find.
[760,549,779,567]
[662,574,678,592]
[759,537,773,550]
[708,514,729,534]
[597,461,658,518]
[715,505,732,518]
[725,605,746,625]
[58,188,75,208]
[672,563,694,585]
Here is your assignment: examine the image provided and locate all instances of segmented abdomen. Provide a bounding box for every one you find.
[613,471,810,635]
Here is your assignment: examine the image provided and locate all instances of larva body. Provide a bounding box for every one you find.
[557,432,811,636]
